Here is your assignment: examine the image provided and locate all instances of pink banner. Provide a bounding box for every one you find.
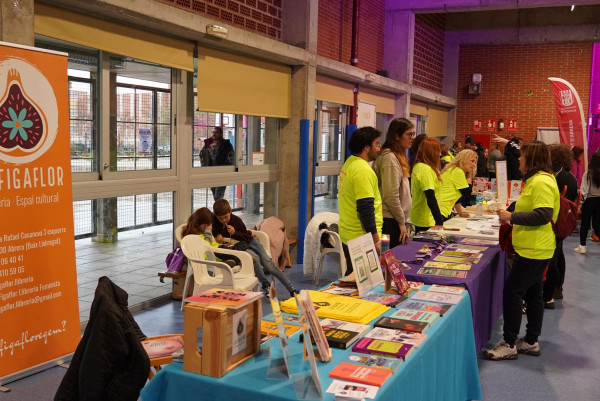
[548,77,588,166]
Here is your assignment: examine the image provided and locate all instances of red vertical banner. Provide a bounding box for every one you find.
[508,119,518,132]
[473,119,482,131]
[548,77,588,166]
[486,119,496,132]
[0,43,79,381]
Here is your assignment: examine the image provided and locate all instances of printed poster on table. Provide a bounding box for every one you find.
[347,233,384,296]
[0,42,80,381]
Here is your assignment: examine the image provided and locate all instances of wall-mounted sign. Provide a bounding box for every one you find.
[508,119,518,132]
[473,119,482,131]
[486,119,496,132]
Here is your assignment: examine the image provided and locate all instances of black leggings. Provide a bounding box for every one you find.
[580,196,600,246]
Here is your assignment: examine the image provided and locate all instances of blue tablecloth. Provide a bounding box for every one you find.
[393,239,508,352]
[141,286,482,401]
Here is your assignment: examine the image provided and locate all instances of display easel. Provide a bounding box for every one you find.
[265,279,292,380]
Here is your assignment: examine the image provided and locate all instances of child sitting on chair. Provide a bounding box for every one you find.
[212,199,298,298]
[181,207,240,267]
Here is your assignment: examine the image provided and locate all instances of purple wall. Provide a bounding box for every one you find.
[588,43,600,158]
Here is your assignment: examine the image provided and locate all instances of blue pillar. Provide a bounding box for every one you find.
[345,125,358,160]
[297,119,310,264]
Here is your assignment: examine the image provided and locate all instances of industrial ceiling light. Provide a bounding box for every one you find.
[571,4,575,11]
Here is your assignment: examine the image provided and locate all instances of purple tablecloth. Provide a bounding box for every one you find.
[392,239,508,352]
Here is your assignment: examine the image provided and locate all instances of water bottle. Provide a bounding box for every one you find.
[475,195,484,217]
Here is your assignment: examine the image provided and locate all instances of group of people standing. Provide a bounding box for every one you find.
[336,118,600,362]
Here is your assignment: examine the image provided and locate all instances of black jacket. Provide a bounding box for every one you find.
[505,139,522,181]
[556,168,578,202]
[55,277,150,401]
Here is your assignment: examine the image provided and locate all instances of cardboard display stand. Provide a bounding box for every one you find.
[183,299,261,378]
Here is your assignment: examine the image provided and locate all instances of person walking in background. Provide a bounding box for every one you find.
[200,127,234,200]
[543,144,577,307]
[488,143,505,180]
[438,149,478,219]
[410,138,444,233]
[338,127,383,274]
[574,149,600,254]
[571,145,584,188]
[484,140,559,361]
[373,118,414,248]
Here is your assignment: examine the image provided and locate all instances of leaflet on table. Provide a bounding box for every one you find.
[434,255,480,264]
[445,244,488,252]
[460,238,499,246]
[347,233,384,296]
[423,261,472,271]
[439,250,483,259]
[360,292,407,307]
[410,291,463,304]
[320,285,359,297]
[326,379,379,399]
[417,268,468,278]
[390,309,440,324]
[299,290,331,362]
[427,284,465,295]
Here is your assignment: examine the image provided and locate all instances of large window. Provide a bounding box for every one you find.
[37,40,99,173]
[114,58,172,171]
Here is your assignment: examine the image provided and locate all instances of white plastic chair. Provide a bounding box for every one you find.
[179,235,259,310]
[314,230,347,285]
[250,229,271,258]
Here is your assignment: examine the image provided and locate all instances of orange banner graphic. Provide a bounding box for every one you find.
[0,42,80,381]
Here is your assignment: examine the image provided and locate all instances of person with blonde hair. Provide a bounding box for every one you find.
[438,149,478,220]
[409,137,444,233]
[373,118,414,247]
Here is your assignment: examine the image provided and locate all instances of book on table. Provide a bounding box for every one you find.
[319,318,371,337]
[364,327,427,347]
[427,284,465,295]
[423,261,472,271]
[184,288,262,309]
[395,299,453,316]
[433,255,480,264]
[407,281,424,291]
[260,320,301,338]
[321,326,362,349]
[344,353,403,371]
[380,250,410,295]
[445,243,488,252]
[410,290,463,305]
[439,250,483,259]
[390,309,440,325]
[142,335,184,359]
[329,362,393,387]
[360,292,407,307]
[373,316,429,333]
[351,337,415,360]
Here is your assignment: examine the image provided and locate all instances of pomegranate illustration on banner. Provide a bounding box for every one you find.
[0,58,58,164]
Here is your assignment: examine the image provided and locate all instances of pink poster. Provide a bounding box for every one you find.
[548,77,588,166]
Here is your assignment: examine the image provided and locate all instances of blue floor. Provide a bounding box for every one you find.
[2,235,599,400]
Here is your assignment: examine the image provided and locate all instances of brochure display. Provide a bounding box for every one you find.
[265,280,292,380]
[293,291,324,400]
[0,42,80,385]
[347,234,384,296]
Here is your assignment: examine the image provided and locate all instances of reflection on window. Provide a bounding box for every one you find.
[315,175,339,199]
[113,57,171,171]
[193,98,278,167]
[410,114,426,137]
[317,102,347,162]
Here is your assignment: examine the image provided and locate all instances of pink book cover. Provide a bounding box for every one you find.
[381,250,410,295]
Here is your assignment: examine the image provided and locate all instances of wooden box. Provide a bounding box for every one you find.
[183,299,261,377]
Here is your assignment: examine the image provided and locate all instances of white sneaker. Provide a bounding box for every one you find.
[515,338,541,356]
[574,245,586,254]
[483,340,518,361]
